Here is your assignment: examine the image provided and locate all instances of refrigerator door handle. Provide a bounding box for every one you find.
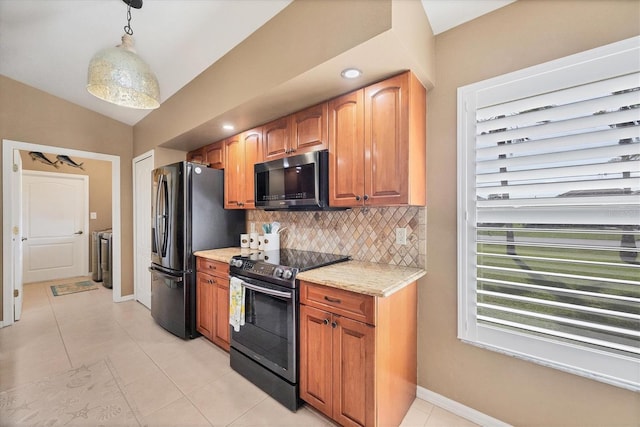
[154,174,169,258]
[149,266,183,288]
[153,174,162,256]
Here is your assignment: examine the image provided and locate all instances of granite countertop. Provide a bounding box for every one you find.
[193,247,256,263]
[296,261,425,297]
[193,247,426,298]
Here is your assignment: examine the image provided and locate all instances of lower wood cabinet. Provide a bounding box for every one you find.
[196,257,230,351]
[299,281,417,427]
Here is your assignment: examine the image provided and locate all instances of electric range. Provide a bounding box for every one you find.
[228,248,350,411]
[229,248,350,287]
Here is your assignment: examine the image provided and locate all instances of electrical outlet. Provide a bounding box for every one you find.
[395,227,407,245]
[90,212,97,220]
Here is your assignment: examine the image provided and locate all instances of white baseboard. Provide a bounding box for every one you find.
[115,294,135,303]
[416,386,511,427]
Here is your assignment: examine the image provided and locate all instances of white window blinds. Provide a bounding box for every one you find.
[458,37,640,391]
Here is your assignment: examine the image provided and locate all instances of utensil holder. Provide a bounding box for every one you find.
[263,233,280,251]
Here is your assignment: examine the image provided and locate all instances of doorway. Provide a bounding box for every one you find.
[2,139,122,328]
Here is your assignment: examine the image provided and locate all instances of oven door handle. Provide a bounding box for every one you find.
[241,282,293,300]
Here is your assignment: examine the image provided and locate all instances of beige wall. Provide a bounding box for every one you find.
[19,151,112,271]
[421,0,640,425]
[0,75,135,317]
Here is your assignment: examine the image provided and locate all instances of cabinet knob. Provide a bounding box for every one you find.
[355,195,361,201]
[363,194,369,201]
[324,296,341,304]
[331,321,338,329]
[323,319,329,325]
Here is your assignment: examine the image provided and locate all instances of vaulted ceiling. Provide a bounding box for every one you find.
[0,0,514,128]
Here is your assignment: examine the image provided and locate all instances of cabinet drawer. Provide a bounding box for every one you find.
[300,281,375,325]
[197,271,228,286]
[196,257,229,279]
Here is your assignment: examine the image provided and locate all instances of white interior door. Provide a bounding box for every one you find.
[12,149,23,320]
[22,171,88,283]
[133,151,154,309]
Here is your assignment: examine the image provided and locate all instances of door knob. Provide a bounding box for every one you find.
[21,237,27,241]
[74,230,83,235]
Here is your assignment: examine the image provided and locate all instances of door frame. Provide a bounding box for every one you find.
[133,149,154,309]
[2,139,123,328]
[22,170,89,283]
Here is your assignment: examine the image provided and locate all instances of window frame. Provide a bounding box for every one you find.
[457,36,640,391]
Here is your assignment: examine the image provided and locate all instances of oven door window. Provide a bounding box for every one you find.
[231,281,295,383]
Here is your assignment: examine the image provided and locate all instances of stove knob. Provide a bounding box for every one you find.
[274,267,284,278]
[282,269,293,280]
[230,259,243,268]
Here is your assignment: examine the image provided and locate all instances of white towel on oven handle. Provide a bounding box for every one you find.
[229,277,246,332]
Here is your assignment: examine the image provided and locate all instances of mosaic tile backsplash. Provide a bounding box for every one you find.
[247,206,426,268]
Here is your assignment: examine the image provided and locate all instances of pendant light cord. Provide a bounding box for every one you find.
[124,2,134,35]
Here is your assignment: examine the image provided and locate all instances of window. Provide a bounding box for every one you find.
[457,36,640,391]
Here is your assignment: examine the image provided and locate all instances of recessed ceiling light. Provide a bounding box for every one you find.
[222,124,234,131]
[341,68,362,79]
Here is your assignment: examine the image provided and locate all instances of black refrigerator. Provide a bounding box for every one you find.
[150,161,245,339]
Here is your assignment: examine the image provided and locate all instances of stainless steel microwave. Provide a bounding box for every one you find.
[254,150,330,210]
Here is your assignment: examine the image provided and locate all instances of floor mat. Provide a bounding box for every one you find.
[50,280,99,296]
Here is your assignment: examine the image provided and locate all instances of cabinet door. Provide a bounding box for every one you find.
[291,102,328,155]
[328,90,365,207]
[196,273,214,340]
[241,127,263,209]
[224,135,244,209]
[186,148,204,164]
[299,304,334,419]
[332,315,375,427]
[213,278,230,351]
[364,72,409,206]
[204,141,225,169]
[263,117,290,161]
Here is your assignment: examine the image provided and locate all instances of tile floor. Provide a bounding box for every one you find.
[0,278,479,427]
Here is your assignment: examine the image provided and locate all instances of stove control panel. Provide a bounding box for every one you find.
[229,257,297,282]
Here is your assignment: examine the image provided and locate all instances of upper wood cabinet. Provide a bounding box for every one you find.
[224,127,263,209]
[328,90,365,206]
[329,71,426,207]
[291,102,328,155]
[186,147,205,164]
[263,117,290,161]
[224,134,243,208]
[203,141,225,169]
[263,102,328,161]
[186,141,225,169]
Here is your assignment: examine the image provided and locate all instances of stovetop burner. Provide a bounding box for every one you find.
[229,249,350,287]
[265,249,350,271]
